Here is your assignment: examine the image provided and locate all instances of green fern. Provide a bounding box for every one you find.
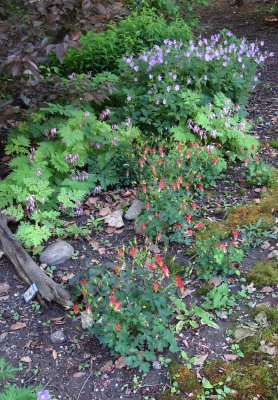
[5,136,30,155]
[16,222,52,249]
[0,359,17,381]
[0,385,38,400]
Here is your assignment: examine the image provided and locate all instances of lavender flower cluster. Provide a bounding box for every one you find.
[122,31,273,104]
[45,128,57,140]
[64,153,79,164]
[37,390,51,400]
[26,196,36,212]
[71,170,89,181]
[73,201,83,216]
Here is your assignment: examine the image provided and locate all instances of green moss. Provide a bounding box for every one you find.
[253,305,278,325]
[203,360,234,385]
[226,204,274,230]
[270,139,278,149]
[246,259,278,288]
[195,284,214,297]
[168,362,202,395]
[230,364,276,400]
[158,391,181,400]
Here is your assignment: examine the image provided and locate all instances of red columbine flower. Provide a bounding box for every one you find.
[177,143,182,153]
[251,145,255,150]
[86,304,91,314]
[185,229,193,236]
[129,247,136,257]
[159,146,164,157]
[244,159,248,166]
[148,263,156,272]
[142,184,147,193]
[194,223,203,230]
[156,255,163,266]
[186,213,192,224]
[146,203,150,211]
[117,248,124,257]
[82,288,87,296]
[255,157,259,163]
[157,232,162,241]
[192,202,197,210]
[73,305,79,314]
[207,193,211,202]
[213,157,218,165]
[109,293,121,311]
[139,159,145,167]
[199,185,204,192]
[172,182,177,190]
[115,322,121,331]
[187,150,191,158]
[153,281,159,292]
[144,147,149,154]
[220,244,227,253]
[158,179,164,192]
[81,279,87,286]
[175,275,184,294]
[114,266,120,274]
[177,160,181,168]
[161,265,170,277]
[152,148,156,155]
[176,223,182,230]
[185,182,189,190]
[232,230,238,240]
[141,222,147,230]
[197,174,202,181]
[158,158,163,165]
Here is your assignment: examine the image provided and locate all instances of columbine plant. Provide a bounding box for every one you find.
[137,142,227,244]
[82,247,186,371]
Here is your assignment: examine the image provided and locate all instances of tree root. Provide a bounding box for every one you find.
[0,214,73,308]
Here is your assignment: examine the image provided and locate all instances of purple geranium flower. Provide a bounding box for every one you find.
[37,390,51,400]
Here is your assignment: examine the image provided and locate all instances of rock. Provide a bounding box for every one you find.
[135,223,144,236]
[152,360,162,370]
[81,312,93,329]
[259,341,277,356]
[0,251,4,259]
[50,330,66,344]
[261,241,271,250]
[40,240,74,265]
[267,250,278,260]
[124,199,144,220]
[104,210,124,228]
[0,283,10,295]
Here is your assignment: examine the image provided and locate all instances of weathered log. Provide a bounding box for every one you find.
[0,214,73,308]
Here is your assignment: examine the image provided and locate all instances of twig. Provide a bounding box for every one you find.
[76,371,94,400]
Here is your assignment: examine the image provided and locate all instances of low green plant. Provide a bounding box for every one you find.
[242,155,273,186]
[0,104,139,249]
[59,10,193,75]
[82,246,218,372]
[193,236,244,279]
[201,283,236,312]
[239,219,276,250]
[0,358,39,400]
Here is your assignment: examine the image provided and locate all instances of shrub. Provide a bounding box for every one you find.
[59,10,193,75]
[137,142,227,244]
[0,104,140,249]
[112,31,272,137]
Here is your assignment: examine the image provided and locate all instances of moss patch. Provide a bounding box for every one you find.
[226,204,274,230]
[203,360,234,385]
[270,139,278,149]
[168,362,202,395]
[246,259,278,288]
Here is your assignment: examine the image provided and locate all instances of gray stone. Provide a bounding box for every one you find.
[152,360,162,370]
[124,199,144,220]
[267,250,278,260]
[81,312,93,329]
[104,210,124,228]
[0,251,4,260]
[50,330,66,344]
[40,240,74,265]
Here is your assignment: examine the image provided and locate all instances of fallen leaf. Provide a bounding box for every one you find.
[253,198,260,204]
[223,354,239,361]
[89,240,100,250]
[259,343,277,356]
[115,356,126,369]
[98,247,106,255]
[86,197,99,206]
[73,372,86,378]
[104,210,124,228]
[11,322,27,331]
[20,356,32,363]
[0,282,10,294]
[208,277,222,287]
[52,349,58,360]
[148,243,160,254]
[62,272,75,282]
[193,353,208,366]
[234,326,256,342]
[100,360,114,372]
[106,227,116,234]
[181,289,193,298]
[24,340,32,349]
[254,311,268,326]
[0,295,9,301]
[0,332,8,343]
[99,207,111,217]
[260,286,274,293]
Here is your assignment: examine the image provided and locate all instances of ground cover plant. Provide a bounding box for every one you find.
[0,0,277,399]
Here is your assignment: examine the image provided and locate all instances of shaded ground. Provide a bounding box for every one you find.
[0,1,277,399]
